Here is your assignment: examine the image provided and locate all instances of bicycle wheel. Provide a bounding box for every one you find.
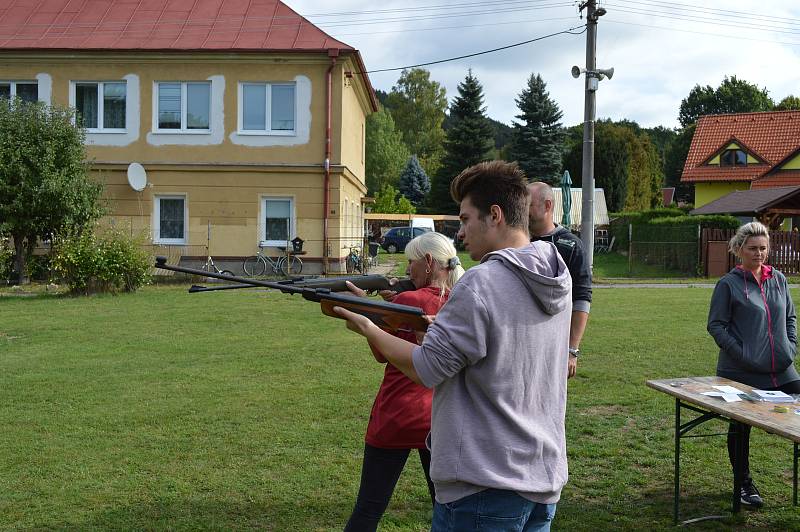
[243,256,265,276]
[281,256,303,276]
[345,254,355,274]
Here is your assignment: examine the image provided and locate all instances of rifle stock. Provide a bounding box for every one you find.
[154,257,427,332]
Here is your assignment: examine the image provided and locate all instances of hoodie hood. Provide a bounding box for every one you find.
[482,241,572,315]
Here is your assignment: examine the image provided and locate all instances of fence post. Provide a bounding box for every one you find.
[697,225,701,277]
[628,223,632,275]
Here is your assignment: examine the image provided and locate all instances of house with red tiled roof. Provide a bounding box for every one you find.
[680,110,800,209]
[0,0,378,273]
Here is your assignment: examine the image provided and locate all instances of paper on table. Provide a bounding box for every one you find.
[702,391,743,402]
[713,385,746,395]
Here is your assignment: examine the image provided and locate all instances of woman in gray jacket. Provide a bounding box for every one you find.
[708,221,800,508]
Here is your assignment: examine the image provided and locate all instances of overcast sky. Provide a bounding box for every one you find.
[285,0,800,129]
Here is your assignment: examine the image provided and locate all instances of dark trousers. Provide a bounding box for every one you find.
[727,380,800,481]
[344,443,435,532]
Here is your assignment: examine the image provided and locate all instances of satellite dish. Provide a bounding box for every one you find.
[127,163,147,192]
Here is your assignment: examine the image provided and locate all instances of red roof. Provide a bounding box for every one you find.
[681,110,800,185]
[0,0,353,52]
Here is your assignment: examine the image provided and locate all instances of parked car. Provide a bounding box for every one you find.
[381,226,431,253]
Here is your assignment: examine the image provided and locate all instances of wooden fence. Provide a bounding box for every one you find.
[701,229,800,276]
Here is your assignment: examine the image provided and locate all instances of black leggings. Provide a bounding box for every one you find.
[727,380,800,482]
[344,443,435,532]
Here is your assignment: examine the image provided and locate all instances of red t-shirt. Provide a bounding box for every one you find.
[365,286,448,449]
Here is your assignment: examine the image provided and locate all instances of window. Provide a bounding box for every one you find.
[720,149,747,167]
[74,82,126,131]
[156,82,210,132]
[0,81,38,102]
[239,82,296,134]
[154,196,187,244]
[261,197,294,246]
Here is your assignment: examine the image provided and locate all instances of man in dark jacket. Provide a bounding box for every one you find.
[528,182,592,378]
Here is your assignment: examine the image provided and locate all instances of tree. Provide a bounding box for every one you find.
[365,106,410,195]
[398,155,431,206]
[372,184,415,214]
[777,95,800,111]
[562,120,662,212]
[508,73,564,184]
[0,99,103,283]
[430,70,495,213]
[678,76,774,127]
[663,124,696,204]
[384,68,448,176]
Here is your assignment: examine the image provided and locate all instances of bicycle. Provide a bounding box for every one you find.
[345,246,370,275]
[201,253,233,277]
[243,245,303,277]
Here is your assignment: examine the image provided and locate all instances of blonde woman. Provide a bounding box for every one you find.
[343,231,464,532]
[708,221,800,508]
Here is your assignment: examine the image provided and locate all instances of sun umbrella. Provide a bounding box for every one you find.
[560,170,572,228]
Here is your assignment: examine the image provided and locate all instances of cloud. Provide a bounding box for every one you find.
[286,0,800,128]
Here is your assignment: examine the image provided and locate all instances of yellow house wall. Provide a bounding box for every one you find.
[694,182,750,208]
[784,154,800,170]
[1,51,375,271]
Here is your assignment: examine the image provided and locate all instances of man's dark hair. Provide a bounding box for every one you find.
[450,160,530,230]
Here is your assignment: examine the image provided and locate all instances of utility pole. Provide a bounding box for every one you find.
[574,0,610,270]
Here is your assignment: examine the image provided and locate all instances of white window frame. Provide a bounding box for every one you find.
[152,81,211,134]
[70,80,127,133]
[237,82,296,136]
[259,196,295,247]
[153,194,188,245]
[0,80,39,101]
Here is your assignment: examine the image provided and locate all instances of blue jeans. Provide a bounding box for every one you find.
[431,489,557,532]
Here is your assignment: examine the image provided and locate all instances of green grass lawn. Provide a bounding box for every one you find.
[4,284,800,530]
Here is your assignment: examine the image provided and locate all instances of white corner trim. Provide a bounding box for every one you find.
[230,75,310,147]
[36,73,52,105]
[147,75,225,146]
[83,74,140,147]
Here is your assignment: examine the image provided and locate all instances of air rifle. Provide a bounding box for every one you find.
[154,257,428,332]
[188,274,416,294]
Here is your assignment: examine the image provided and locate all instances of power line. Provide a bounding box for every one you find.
[365,25,585,73]
[614,0,800,27]
[605,3,800,36]
[334,16,578,37]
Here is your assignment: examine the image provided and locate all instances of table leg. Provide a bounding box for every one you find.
[732,422,743,513]
[674,397,680,525]
[794,442,798,506]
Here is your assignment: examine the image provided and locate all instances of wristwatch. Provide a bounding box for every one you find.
[569,347,580,358]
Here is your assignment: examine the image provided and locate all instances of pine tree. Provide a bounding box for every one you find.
[509,73,564,184]
[398,155,431,206]
[429,70,495,213]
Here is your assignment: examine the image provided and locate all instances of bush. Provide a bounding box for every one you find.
[648,214,740,229]
[52,229,151,294]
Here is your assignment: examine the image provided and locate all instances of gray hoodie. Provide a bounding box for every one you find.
[412,241,572,505]
[708,265,799,389]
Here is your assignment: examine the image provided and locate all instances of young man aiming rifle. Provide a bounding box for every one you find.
[335,161,572,531]
[527,182,592,379]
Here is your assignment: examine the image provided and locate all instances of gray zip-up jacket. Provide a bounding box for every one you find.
[412,241,572,504]
[708,265,799,389]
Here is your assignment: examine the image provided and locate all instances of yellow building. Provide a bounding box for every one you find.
[0,0,377,273]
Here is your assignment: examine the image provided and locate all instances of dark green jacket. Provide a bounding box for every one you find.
[708,265,799,389]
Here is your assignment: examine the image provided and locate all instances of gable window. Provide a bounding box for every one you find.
[720,149,747,167]
[154,195,187,244]
[73,81,126,131]
[156,82,210,132]
[0,81,38,102]
[260,197,294,246]
[239,82,295,134]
